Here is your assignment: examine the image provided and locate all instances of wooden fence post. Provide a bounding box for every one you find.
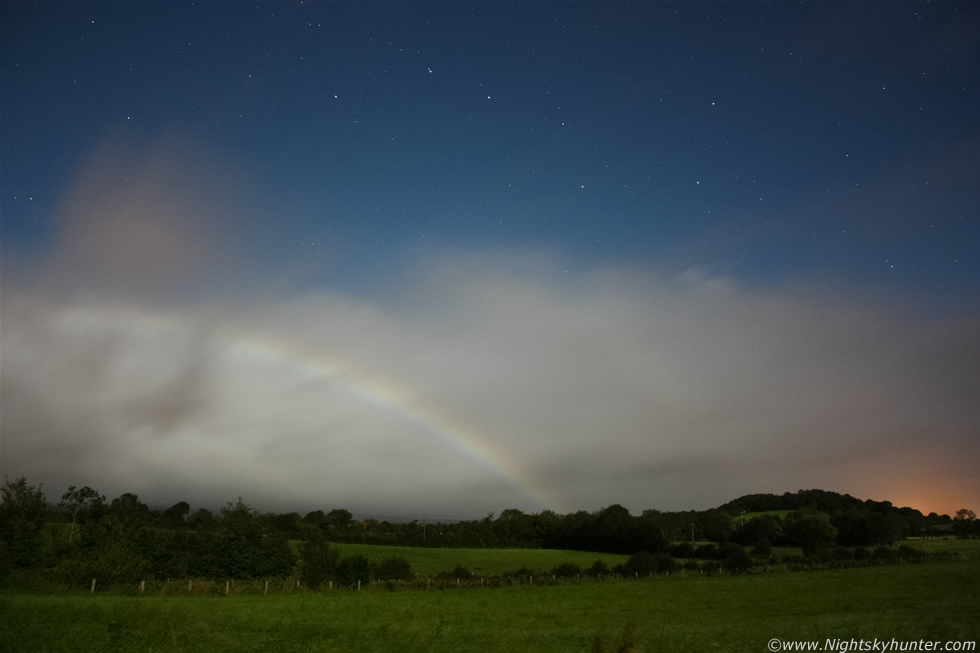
[264,580,269,595]
[90,578,96,593]
[140,580,145,593]
[225,581,230,595]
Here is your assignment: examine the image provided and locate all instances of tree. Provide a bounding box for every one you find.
[109,492,151,528]
[834,510,905,546]
[161,501,190,528]
[220,497,263,539]
[0,477,48,568]
[952,509,978,538]
[326,508,353,529]
[784,510,838,556]
[590,504,644,554]
[735,514,783,546]
[302,510,327,526]
[187,507,214,530]
[58,485,104,544]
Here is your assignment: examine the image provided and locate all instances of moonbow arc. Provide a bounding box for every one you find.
[228,332,567,514]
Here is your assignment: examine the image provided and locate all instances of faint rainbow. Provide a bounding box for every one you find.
[226,332,568,514]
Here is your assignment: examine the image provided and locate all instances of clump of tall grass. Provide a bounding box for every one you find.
[592,620,639,653]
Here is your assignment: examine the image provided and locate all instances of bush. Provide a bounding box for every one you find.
[452,563,473,579]
[617,550,674,577]
[750,536,772,557]
[437,563,474,580]
[552,562,582,578]
[373,556,412,581]
[719,543,752,573]
[830,546,854,561]
[872,546,896,562]
[671,542,694,558]
[299,537,338,590]
[502,566,535,579]
[700,561,723,576]
[0,539,13,583]
[335,554,370,587]
[587,560,610,577]
[52,538,149,587]
[617,551,655,577]
[897,545,925,562]
[656,554,677,574]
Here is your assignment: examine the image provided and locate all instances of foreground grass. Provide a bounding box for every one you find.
[2,559,977,652]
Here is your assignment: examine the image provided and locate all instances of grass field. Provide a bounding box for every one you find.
[2,550,977,652]
[332,543,628,577]
[903,538,979,558]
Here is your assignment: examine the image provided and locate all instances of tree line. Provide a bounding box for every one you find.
[0,477,975,588]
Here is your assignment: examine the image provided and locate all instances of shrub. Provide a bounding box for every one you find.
[830,546,854,561]
[872,546,896,562]
[335,554,370,587]
[587,560,610,577]
[897,545,925,562]
[618,550,674,577]
[373,556,412,581]
[750,536,772,557]
[656,554,677,574]
[502,566,534,579]
[0,540,14,583]
[437,563,474,580]
[552,562,582,578]
[719,543,752,573]
[700,561,723,576]
[299,537,338,590]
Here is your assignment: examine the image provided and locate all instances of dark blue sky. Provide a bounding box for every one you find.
[4,1,977,297]
[2,2,978,517]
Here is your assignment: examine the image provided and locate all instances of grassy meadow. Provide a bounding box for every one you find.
[331,543,628,577]
[2,542,978,652]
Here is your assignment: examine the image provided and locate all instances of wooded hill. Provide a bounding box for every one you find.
[1,477,976,587]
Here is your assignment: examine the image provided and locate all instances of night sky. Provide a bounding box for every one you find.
[2,1,978,520]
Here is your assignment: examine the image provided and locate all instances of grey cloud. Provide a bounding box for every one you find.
[3,250,977,518]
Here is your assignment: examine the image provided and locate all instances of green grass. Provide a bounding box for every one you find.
[331,543,628,576]
[904,538,980,558]
[2,557,977,652]
[739,510,792,521]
